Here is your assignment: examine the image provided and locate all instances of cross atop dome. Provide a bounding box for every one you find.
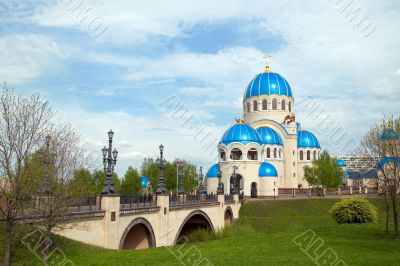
[262,53,272,73]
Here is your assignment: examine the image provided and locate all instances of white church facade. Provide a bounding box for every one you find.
[205,60,321,197]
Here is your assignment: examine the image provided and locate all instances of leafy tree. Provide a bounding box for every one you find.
[68,168,96,196]
[303,150,343,188]
[120,167,141,195]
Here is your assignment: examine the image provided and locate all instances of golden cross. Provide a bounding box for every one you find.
[262,53,271,68]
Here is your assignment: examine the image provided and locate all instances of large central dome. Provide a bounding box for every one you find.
[244,72,293,99]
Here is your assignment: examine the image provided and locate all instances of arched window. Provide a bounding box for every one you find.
[220,150,226,161]
[262,99,268,110]
[266,148,271,158]
[253,100,258,111]
[300,150,304,160]
[247,148,258,160]
[288,101,292,112]
[313,150,316,160]
[274,148,277,158]
[230,148,243,160]
[279,148,281,158]
[272,98,277,110]
[281,99,286,110]
[307,150,311,160]
[246,102,250,113]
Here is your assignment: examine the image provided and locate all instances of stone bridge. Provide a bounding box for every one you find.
[57,194,241,250]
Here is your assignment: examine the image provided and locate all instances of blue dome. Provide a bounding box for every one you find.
[256,127,283,145]
[381,129,398,140]
[244,72,293,99]
[298,130,320,148]
[336,159,346,167]
[206,163,219,178]
[259,162,278,177]
[141,176,150,188]
[220,123,263,146]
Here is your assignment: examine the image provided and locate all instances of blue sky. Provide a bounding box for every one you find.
[1,0,399,176]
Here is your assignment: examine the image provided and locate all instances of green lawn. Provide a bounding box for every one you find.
[2,198,400,265]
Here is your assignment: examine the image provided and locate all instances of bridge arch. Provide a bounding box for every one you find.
[224,206,233,225]
[174,210,214,244]
[119,217,156,250]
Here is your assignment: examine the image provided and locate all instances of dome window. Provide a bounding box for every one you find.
[272,99,277,110]
[266,147,271,158]
[247,148,258,160]
[253,100,258,111]
[307,150,311,160]
[289,101,292,112]
[262,100,268,110]
[313,150,316,160]
[230,148,243,160]
[300,150,304,160]
[274,148,277,158]
[281,99,286,110]
[220,150,226,161]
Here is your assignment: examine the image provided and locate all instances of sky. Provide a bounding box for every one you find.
[1,0,399,177]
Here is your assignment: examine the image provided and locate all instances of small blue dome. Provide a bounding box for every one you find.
[298,130,320,148]
[381,129,398,140]
[220,123,262,146]
[206,163,219,178]
[377,157,400,170]
[259,162,278,177]
[244,72,293,99]
[256,127,283,145]
[336,159,346,167]
[141,176,150,188]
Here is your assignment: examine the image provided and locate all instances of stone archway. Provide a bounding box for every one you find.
[224,207,233,225]
[174,210,214,244]
[119,218,156,250]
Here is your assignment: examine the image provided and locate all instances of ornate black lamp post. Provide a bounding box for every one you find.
[156,144,166,194]
[39,135,52,195]
[198,166,205,194]
[217,164,224,195]
[178,163,185,194]
[231,165,238,195]
[101,129,118,195]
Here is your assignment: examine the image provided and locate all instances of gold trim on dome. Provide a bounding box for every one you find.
[235,118,244,124]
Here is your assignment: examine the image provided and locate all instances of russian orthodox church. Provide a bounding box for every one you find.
[205,58,321,197]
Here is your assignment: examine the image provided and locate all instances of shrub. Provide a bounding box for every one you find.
[329,198,377,224]
[185,226,234,244]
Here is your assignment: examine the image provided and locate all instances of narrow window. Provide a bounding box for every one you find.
[300,150,303,160]
[274,148,277,158]
[267,148,271,158]
[313,150,316,160]
[281,99,286,110]
[272,98,277,110]
[253,100,258,111]
[307,150,311,160]
[262,99,268,110]
[246,102,250,113]
[289,101,292,112]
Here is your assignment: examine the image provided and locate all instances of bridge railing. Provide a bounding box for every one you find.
[169,193,218,208]
[224,194,233,204]
[120,195,155,210]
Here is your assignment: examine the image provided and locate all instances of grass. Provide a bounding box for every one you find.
[2,198,400,265]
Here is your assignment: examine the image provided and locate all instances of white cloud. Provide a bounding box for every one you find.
[0,34,65,84]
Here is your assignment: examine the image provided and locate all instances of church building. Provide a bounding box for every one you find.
[205,58,321,197]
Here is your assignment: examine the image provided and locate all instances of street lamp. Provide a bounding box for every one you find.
[39,135,52,195]
[231,165,238,195]
[156,144,166,194]
[101,129,118,195]
[178,163,185,194]
[198,166,205,194]
[217,164,224,195]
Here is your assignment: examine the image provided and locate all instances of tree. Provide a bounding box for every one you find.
[359,116,400,239]
[68,168,96,196]
[303,150,343,189]
[120,167,141,195]
[0,86,55,265]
